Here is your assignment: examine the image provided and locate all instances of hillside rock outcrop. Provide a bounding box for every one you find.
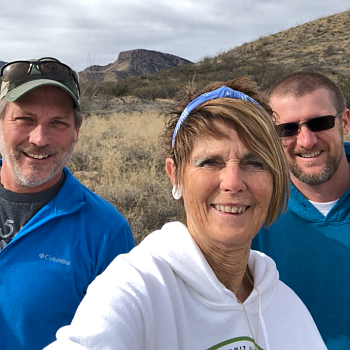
[80,49,192,82]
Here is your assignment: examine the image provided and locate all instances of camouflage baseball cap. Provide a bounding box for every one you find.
[0,57,80,112]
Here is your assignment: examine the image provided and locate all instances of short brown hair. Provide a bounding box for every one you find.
[162,76,289,227]
[269,71,346,113]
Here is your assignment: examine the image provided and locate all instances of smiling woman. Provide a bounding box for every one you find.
[173,120,274,256]
[45,77,327,350]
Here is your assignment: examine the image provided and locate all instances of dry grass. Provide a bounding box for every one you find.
[68,106,183,244]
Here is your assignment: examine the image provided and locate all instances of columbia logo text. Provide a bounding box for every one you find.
[39,253,70,265]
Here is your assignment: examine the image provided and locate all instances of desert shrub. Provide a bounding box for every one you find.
[67,110,183,244]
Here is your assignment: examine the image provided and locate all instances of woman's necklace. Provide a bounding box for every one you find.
[236,269,260,350]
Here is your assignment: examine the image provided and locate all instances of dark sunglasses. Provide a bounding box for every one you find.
[275,112,342,137]
[0,60,80,93]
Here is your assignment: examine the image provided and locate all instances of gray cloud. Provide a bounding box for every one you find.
[0,0,348,71]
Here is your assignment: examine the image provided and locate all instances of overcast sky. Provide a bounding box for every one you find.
[1,0,349,72]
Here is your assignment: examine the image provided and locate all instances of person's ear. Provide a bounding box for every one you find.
[342,109,350,136]
[165,158,176,186]
[166,158,182,200]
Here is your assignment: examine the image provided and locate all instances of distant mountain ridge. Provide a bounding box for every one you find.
[110,9,350,102]
[79,49,193,82]
[2,9,349,97]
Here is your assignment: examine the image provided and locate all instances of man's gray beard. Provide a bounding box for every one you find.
[289,153,342,186]
[0,132,77,188]
[15,141,76,188]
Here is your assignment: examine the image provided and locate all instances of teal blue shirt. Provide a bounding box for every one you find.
[252,142,350,349]
[0,166,135,350]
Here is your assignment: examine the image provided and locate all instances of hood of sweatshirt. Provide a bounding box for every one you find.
[134,221,279,315]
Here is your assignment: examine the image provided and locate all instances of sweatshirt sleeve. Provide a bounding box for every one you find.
[44,256,148,350]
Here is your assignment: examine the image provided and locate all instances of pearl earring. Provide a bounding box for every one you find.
[172,185,182,200]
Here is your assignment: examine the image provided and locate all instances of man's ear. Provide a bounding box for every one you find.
[342,109,350,136]
[165,158,176,186]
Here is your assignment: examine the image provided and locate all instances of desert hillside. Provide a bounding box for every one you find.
[79,10,350,110]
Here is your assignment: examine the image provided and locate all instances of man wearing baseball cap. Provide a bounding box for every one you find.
[0,57,135,349]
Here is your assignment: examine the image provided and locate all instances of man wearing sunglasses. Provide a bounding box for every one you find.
[252,71,350,349]
[0,57,135,350]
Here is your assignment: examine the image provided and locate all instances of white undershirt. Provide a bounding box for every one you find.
[308,199,339,216]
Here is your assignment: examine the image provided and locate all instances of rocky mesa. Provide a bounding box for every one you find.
[79,49,193,82]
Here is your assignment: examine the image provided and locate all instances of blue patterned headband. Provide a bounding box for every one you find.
[171,86,260,149]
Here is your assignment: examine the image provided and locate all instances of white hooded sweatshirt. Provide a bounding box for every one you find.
[45,222,326,350]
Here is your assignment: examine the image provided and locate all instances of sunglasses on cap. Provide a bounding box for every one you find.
[0,60,80,94]
[275,112,342,137]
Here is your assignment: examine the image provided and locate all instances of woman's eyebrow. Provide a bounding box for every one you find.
[193,155,223,165]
